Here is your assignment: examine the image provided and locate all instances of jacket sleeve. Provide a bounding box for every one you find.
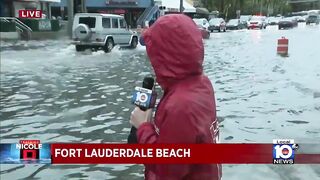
[137,103,198,179]
[136,122,158,144]
[139,35,146,46]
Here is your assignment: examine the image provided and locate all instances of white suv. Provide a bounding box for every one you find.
[72,13,138,52]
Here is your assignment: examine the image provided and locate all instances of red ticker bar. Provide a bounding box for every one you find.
[295,154,320,164]
[50,144,320,164]
[51,144,271,164]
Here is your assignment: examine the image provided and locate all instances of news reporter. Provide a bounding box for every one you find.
[130,14,221,180]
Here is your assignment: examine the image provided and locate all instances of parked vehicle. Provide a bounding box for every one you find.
[72,13,138,52]
[295,16,306,22]
[239,15,252,28]
[199,27,210,39]
[278,17,298,29]
[248,16,267,29]
[193,18,210,31]
[267,16,281,25]
[193,18,211,39]
[209,18,226,32]
[306,14,320,25]
[226,19,243,30]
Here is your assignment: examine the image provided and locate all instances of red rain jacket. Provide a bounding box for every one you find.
[137,14,221,180]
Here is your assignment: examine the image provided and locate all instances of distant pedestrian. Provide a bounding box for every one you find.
[139,19,156,46]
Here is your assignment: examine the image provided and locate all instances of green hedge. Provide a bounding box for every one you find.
[0,21,17,32]
[19,19,40,31]
[51,20,61,31]
[18,19,61,32]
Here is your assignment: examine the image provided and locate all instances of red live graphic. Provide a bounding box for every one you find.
[19,10,42,18]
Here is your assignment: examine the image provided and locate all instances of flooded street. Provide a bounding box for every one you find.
[1,24,320,179]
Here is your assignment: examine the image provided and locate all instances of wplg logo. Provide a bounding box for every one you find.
[273,139,299,164]
[132,87,153,109]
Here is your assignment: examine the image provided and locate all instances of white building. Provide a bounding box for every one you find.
[158,0,196,13]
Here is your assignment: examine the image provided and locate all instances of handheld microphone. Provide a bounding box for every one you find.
[128,77,155,144]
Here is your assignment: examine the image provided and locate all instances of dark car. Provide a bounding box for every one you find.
[209,18,226,32]
[278,17,298,29]
[306,14,320,25]
[226,19,243,30]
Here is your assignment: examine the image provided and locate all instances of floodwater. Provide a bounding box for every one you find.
[1,23,320,179]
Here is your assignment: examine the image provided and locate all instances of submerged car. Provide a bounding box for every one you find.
[248,16,267,29]
[239,15,252,28]
[199,27,210,39]
[278,17,298,29]
[193,18,210,31]
[226,19,243,30]
[296,16,306,22]
[268,16,281,25]
[209,18,226,32]
[193,18,210,39]
[306,14,320,25]
[72,13,138,52]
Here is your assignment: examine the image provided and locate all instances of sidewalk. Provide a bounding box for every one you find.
[1,21,68,41]
[0,32,20,41]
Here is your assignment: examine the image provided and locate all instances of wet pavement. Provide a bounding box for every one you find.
[1,23,320,179]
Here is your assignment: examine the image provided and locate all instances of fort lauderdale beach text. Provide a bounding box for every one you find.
[54,148,191,158]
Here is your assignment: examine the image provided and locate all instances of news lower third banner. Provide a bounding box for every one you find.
[1,140,320,164]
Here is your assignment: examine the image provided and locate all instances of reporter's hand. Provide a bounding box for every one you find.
[130,107,152,128]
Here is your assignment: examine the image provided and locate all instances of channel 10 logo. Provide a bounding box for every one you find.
[132,87,153,109]
[273,139,298,164]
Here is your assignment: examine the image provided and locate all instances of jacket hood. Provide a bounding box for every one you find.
[143,14,204,90]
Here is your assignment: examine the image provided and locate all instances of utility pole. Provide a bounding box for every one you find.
[260,0,263,15]
[81,0,87,13]
[180,0,184,13]
[221,0,225,18]
[67,0,74,38]
[225,4,231,20]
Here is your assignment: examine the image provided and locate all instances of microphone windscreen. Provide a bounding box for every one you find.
[142,77,154,90]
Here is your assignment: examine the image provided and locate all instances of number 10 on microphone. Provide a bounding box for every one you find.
[132,87,154,109]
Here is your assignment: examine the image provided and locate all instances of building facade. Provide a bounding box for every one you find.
[51,0,152,27]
